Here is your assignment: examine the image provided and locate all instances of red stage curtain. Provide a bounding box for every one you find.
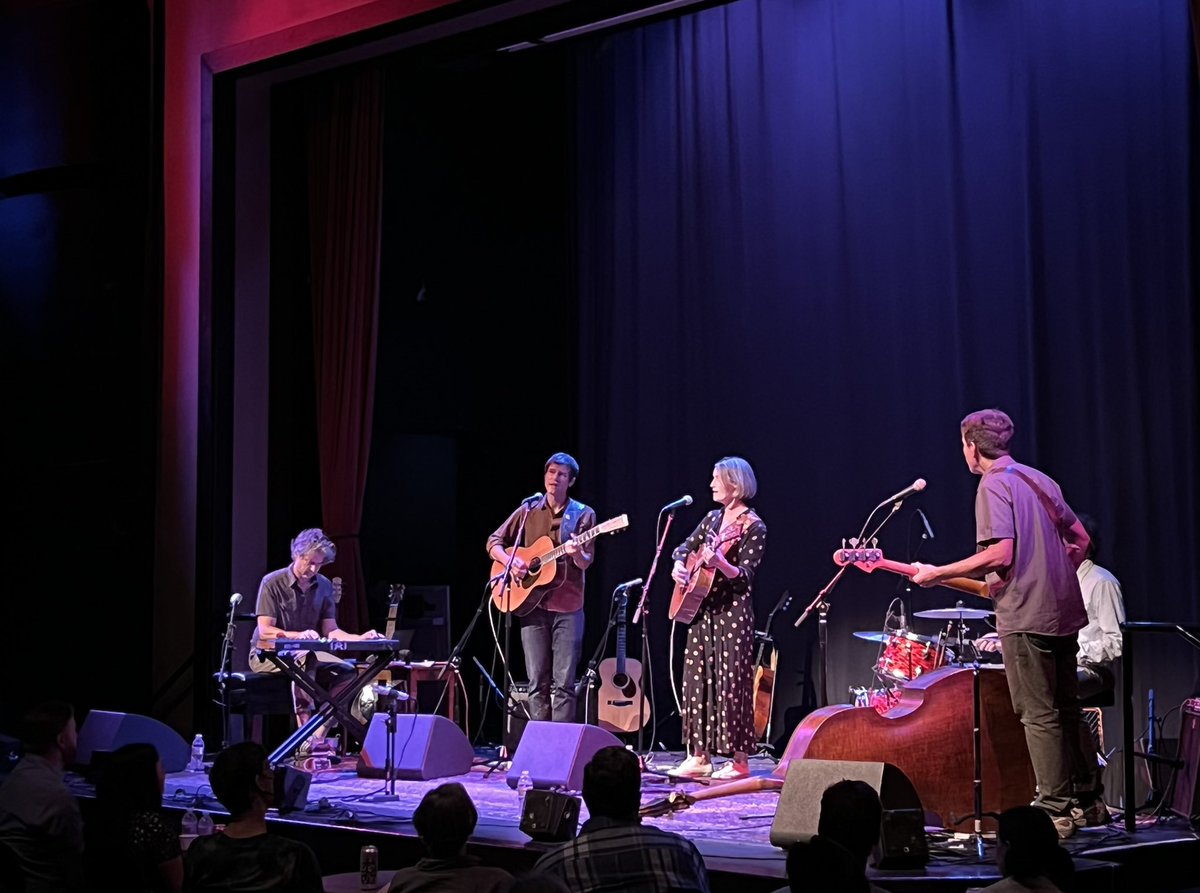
[305,65,384,632]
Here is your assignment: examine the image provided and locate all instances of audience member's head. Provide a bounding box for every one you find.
[209,742,274,820]
[581,746,641,821]
[95,743,164,818]
[996,806,1076,893]
[509,872,571,893]
[19,701,76,765]
[785,835,869,893]
[413,782,478,859]
[817,779,882,869]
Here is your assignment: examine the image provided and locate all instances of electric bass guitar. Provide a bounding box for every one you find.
[490,514,630,615]
[597,586,649,733]
[668,522,744,624]
[832,546,991,598]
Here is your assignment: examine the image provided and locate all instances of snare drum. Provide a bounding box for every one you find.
[876,631,945,681]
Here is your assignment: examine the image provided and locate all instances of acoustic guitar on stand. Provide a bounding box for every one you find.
[597,585,649,733]
[832,546,991,598]
[490,514,630,616]
[668,523,745,624]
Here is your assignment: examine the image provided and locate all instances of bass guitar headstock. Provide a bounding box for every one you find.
[832,543,884,572]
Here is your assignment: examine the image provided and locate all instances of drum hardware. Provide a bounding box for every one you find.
[912,606,994,621]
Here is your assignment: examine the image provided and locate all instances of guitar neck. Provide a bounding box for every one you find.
[540,519,615,562]
[876,558,990,599]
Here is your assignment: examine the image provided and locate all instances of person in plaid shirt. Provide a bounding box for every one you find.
[532,747,710,893]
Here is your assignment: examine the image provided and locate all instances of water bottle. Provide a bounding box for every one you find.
[196,811,214,836]
[516,769,533,813]
[180,809,198,835]
[188,734,205,772]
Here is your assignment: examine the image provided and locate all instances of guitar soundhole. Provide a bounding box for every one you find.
[612,673,629,690]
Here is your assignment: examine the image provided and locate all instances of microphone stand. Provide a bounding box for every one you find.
[632,505,679,754]
[495,503,535,725]
[794,498,906,708]
[366,694,400,802]
[576,586,623,724]
[218,596,241,750]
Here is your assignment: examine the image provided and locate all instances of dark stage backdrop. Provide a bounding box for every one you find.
[352,0,1200,756]
[569,0,1200,747]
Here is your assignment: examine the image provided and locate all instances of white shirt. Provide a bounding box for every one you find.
[1075,559,1125,666]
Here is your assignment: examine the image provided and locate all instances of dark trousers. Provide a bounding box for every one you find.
[1075,661,1115,799]
[520,607,584,722]
[1003,632,1088,815]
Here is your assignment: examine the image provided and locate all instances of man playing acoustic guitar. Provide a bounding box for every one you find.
[487,452,597,722]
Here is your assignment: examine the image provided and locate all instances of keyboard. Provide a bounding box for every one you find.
[262,638,402,654]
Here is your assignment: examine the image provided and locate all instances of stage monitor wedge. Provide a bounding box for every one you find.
[75,710,190,774]
[357,713,473,781]
[506,721,622,791]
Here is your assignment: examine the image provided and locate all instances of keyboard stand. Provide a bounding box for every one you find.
[260,645,400,765]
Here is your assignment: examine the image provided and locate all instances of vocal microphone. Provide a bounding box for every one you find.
[371,684,410,701]
[917,508,935,540]
[521,491,543,505]
[880,478,926,506]
[661,495,693,512]
[615,577,644,591]
[229,592,243,607]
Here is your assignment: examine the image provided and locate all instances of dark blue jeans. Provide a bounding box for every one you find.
[520,607,584,722]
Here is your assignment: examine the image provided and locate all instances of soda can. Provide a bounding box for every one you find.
[359,844,378,889]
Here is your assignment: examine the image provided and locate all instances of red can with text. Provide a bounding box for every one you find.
[360,844,378,889]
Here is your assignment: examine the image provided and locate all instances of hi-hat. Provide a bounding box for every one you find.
[852,631,892,643]
[913,607,994,620]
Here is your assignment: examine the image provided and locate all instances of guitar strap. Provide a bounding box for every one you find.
[994,465,1070,534]
[716,509,760,557]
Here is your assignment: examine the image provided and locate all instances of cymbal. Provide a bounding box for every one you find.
[912,607,994,620]
[852,630,939,644]
[852,631,891,643]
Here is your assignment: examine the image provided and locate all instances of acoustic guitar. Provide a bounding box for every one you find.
[668,522,744,624]
[751,589,792,741]
[490,514,630,615]
[597,587,649,733]
[832,546,991,599]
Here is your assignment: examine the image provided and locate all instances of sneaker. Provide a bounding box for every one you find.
[1050,807,1086,839]
[1079,799,1112,826]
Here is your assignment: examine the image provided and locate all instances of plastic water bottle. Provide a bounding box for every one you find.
[180,809,198,835]
[516,769,533,813]
[188,734,205,772]
[196,811,214,836]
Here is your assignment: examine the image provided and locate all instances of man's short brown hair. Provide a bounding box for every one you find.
[960,409,1014,459]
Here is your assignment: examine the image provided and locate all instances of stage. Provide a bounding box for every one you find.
[154,750,1199,893]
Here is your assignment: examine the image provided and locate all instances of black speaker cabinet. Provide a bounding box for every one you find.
[357,713,474,781]
[506,721,623,791]
[503,683,598,754]
[770,758,927,867]
[520,789,581,841]
[75,710,191,774]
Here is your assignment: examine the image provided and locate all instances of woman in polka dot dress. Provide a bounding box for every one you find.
[668,456,767,780]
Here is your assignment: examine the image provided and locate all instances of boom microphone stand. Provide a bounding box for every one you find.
[218,593,243,749]
[632,498,685,753]
[794,479,925,707]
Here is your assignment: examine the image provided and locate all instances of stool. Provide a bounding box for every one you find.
[217,671,295,745]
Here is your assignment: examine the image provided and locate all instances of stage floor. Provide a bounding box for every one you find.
[160,750,1200,893]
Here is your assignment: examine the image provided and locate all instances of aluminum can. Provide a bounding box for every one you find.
[360,844,378,889]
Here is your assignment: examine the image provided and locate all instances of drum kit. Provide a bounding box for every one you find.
[850,605,994,714]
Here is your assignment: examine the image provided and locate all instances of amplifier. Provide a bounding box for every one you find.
[1169,697,1200,825]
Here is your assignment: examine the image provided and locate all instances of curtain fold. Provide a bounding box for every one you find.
[306,65,385,632]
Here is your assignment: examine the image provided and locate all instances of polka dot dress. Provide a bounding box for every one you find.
[673,510,767,756]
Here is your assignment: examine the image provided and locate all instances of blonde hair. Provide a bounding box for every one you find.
[715,456,758,500]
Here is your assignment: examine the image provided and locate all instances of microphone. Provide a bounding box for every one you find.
[917,509,935,540]
[661,495,693,512]
[521,491,543,505]
[371,684,410,701]
[229,592,243,607]
[880,478,927,505]
[615,577,644,591]
[332,577,342,603]
[898,601,907,630]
